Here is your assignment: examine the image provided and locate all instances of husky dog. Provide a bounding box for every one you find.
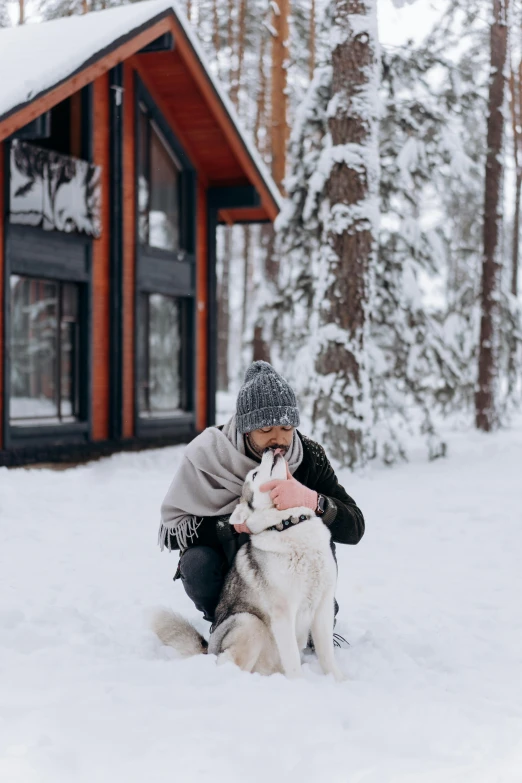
[153,449,345,681]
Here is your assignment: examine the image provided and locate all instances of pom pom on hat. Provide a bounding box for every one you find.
[244,360,277,383]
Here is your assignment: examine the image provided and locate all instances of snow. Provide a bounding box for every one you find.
[0,0,282,213]
[1,419,522,781]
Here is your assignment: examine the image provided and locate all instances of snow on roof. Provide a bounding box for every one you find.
[0,0,282,211]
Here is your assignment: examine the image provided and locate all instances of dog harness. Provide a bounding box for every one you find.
[266,514,311,532]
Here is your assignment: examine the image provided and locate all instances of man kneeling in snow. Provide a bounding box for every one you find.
[159,361,365,627]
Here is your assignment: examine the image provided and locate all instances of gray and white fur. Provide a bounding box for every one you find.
[152,449,345,681]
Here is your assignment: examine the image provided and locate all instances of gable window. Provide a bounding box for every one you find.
[134,79,195,438]
[138,106,181,252]
[9,275,82,424]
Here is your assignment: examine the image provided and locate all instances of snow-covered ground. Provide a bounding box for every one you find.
[1,419,522,783]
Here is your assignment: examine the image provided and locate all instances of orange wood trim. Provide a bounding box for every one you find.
[130,55,209,188]
[91,74,111,441]
[0,17,172,144]
[122,62,136,439]
[220,206,269,223]
[165,16,279,221]
[196,181,208,431]
[219,209,234,226]
[0,144,4,449]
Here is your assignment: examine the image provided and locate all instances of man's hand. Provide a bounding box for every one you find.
[260,463,318,512]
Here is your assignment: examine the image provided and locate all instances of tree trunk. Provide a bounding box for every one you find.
[241,224,252,337]
[217,228,231,391]
[227,0,235,58]
[249,27,272,366]
[212,0,220,55]
[512,173,521,296]
[253,323,271,362]
[230,0,247,108]
[255,31,268,155]
[312,0,379,468]
[475,0,510,431]
[271,0,290,191]
[19,0,24,24]
[310,0,316,82]
[511,59,522,297]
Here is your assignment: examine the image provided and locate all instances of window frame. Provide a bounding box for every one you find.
[137,292,193,420]
[134,77,197,440]
[3,223,91,451]
[2,88,93,452]
[9,276,82,426]
[138,110,183,253]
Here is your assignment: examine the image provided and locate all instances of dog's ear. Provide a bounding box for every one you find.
[241,485,254,510]
[229,502,250,527]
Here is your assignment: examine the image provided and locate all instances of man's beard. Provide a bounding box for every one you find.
[245,436,289,459]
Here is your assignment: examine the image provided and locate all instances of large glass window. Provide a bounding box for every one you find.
[9,275,81,424]
[138,107,181,252]
[138,293,189,418]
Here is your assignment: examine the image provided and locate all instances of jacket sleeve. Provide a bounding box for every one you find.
[311,449,365,545]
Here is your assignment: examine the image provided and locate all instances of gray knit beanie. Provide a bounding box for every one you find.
[236,361,300,434]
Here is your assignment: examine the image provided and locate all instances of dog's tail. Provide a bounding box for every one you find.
[152,609,208,657]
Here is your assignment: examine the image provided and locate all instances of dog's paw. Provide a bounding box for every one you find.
[332,667,348,683]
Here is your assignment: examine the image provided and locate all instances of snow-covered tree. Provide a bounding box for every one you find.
[0,0,10,26]
[273,3,495,465]
[273,0,380,469]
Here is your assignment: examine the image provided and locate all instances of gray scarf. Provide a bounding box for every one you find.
[158,416,304,551]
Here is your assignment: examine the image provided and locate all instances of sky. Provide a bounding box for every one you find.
[378,0,445,48]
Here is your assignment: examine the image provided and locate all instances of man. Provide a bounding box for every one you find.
[159,361,365,624]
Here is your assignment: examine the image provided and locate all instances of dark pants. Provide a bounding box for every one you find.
[179,546,227,622]
[178,542,339,624]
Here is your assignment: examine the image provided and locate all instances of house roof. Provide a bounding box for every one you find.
[0,0,282,219]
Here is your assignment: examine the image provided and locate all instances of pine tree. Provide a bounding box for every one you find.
[274,5,494,464]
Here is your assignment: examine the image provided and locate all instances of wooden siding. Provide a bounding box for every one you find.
[122,62,136,439]
[136,51,245,185]
[91,74,111,441]
[219,207,270,224]
[196,181,208,431]
[152,15,279,221]
[0,144,4,449]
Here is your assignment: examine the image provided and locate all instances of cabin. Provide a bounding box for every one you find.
[0,0,280,466]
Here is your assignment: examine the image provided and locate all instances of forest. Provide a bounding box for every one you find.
[3,0,521,469]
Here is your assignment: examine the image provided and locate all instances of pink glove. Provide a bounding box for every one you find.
[260,463,318,512]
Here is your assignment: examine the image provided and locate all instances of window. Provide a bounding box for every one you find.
[138,293,189,418]
[9,276,81,424]
[35,93,85,158]
[138,107,181,252]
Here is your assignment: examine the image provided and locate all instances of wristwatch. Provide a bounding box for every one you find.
[316,494,327,516]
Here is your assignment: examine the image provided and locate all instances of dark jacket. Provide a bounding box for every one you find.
[167,431,365,561]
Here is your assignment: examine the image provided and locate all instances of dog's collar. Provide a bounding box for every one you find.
[266,514,310,533]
